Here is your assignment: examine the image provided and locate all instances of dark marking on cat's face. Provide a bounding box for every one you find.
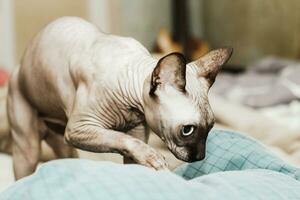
[143,48,232,162]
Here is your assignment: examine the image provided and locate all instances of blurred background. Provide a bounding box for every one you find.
[0,0,300,191]
[2,0,300,70]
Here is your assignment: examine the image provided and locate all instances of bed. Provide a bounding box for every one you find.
[1,129,299,200]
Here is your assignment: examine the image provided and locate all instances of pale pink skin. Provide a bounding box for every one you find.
[7,17,232,180]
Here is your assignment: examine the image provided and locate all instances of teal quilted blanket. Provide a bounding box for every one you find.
[1,129,300,200]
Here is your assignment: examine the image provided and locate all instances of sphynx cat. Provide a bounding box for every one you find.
[7,17,232,179]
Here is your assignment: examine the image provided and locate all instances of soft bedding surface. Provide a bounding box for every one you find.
[175,129,300,180]
[1,130,300,200]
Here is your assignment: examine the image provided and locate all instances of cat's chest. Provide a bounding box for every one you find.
[114,107,145,132]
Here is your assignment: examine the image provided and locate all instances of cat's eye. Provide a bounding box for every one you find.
[181,125,196,137]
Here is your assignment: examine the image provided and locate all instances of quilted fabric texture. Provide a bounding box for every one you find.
[174,129,300,180]
[1,129,300,200]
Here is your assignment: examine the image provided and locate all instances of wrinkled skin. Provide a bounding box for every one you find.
[7,17,232,180]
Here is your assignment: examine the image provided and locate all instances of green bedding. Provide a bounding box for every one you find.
[1,129,300,200]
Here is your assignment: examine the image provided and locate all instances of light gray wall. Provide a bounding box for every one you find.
[117,0,204,51]
[189,0,204,39]
[117,0,171,50]
[0,0,15,70]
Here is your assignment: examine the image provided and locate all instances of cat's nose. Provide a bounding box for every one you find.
[189,140,206,162]
[194,151,206,161]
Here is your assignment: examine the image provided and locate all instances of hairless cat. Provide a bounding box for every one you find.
[7,17,232,180]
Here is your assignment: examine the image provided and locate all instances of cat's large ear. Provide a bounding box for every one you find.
[191,48,233,87]
[150,52,186,95]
